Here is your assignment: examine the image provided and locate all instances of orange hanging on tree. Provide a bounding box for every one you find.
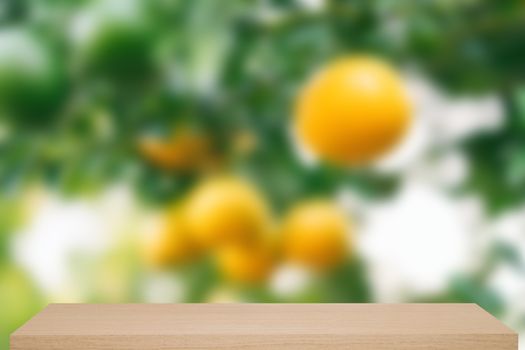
[295,55,411,165]
[282,201,351,270]
[138,129,215,172]
[183,176,271,249]
[216,242,276,284]
[142,208,201,268]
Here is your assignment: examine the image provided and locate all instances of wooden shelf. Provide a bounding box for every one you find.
[11,303,517,350]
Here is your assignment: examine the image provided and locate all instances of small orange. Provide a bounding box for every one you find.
[295,55,411,165]
[282,201,350,270]
[143,209,200,268]
[138,130,213,171]
[184,176,271,248]
[216,243,275,284]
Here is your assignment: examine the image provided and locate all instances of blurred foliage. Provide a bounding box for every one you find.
[0,0,522,208]
[0,265,44,350]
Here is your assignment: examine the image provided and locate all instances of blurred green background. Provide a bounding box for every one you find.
[1,0,525,349]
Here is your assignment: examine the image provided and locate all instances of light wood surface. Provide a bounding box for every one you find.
[11,303,517,350]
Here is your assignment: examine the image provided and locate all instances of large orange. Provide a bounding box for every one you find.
[295,56,411,165]
[282,201,350,270]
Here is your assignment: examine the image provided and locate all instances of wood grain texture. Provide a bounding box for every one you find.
[11,303,517,350]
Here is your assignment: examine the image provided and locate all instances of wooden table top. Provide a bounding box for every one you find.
[11,303,517,350]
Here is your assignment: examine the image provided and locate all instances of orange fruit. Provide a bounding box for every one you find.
[184,176,271,248]
[282,201,350,270]
[295,55,411,165]
[216,243,275,284]
[138,130,213,171]
[143,209,200,267]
